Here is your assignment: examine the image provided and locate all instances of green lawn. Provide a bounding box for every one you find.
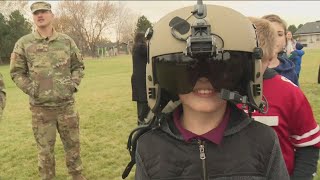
[0,55,136,180]
[299,49,320,123]
[0,51,319,180]
[300,49,320,180]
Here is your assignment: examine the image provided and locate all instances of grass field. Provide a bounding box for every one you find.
[0,50,319,180]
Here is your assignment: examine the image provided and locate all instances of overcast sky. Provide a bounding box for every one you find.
[122,1,320,26]
[40,0,320,26]
[29,1,320,41]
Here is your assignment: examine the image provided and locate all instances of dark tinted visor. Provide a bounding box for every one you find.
[153,52,253,95]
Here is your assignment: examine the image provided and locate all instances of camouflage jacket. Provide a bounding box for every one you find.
[0,73,6,118]
[10,29,84,107]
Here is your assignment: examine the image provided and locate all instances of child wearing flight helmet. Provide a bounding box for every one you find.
[250,17,320,180]
[122,2,289,180]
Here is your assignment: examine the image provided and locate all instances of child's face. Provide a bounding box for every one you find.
[270,22,286,54]
[178,77,226,113]
[286,31,293,40]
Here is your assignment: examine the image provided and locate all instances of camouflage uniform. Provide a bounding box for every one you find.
[0,73,6,119]
[10,29,84,179]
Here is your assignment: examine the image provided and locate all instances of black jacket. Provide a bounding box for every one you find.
[131,43,148,102]
[135,104,290,180]
[318,65,320,84]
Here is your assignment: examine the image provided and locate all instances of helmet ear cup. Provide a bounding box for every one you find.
[248,59,263,108]
[247,47,263,109]
[146,73,160,113]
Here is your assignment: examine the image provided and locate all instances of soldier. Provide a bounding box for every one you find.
[0,73,6,120]
[10,2,86,180]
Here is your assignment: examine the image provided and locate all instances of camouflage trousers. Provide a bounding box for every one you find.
[30,104,83,180]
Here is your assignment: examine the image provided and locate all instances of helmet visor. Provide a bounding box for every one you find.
[153,52,253,95]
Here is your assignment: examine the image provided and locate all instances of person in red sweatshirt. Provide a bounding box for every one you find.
[250,17,320,180]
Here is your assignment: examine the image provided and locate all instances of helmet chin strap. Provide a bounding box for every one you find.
[219,89,268,115]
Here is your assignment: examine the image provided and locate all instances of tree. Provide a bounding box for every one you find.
[298,24,303,29]
[288,24,297,34]
[0,13,9,63]
[0,10,32,64]
[0,1,29,18]
[114,2,139,44]
[54,1,116,57]
[135,15,152,34]
[7,10,32,40]
[0,14,9,41]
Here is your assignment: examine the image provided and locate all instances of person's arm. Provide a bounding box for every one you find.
[10,40,37,97]
[140,44,148,64]
[69,38,85,92]
[288,90,320,179]
[266,133,290,180]
[0,74,5,119]
[318,64,320,84]
[288,51,298,61]
[291,146,319,180]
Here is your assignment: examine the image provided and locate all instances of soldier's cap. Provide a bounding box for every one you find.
[30,1,51,14]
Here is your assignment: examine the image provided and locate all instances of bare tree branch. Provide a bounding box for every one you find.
[114,2,139,43]
[0,0,29,18]
[53,1,116,56]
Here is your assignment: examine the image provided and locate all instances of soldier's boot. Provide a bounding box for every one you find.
[72,173,87,180]
[39,161,56,180]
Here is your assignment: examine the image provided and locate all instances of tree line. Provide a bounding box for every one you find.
[0,1,152,64]
[288,24,304,34]
[0,10,32,64]
[1,1,304,64]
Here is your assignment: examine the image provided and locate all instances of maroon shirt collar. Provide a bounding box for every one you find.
[173,106,230,144]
